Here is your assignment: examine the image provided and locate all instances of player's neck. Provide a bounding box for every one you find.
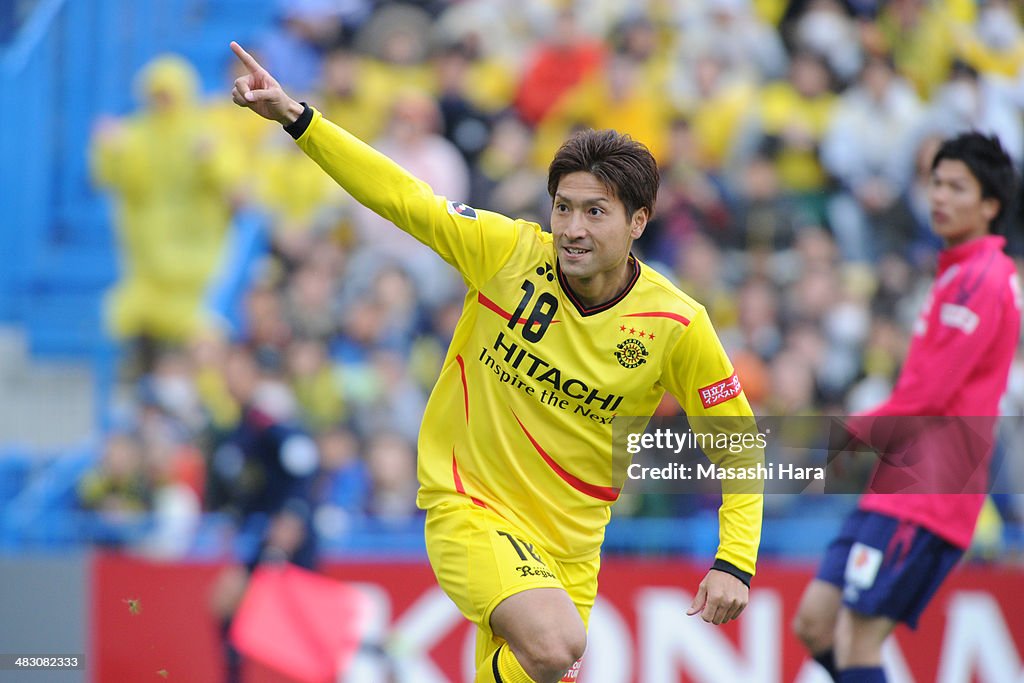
[942,226,989,249]
[562,257,636,309]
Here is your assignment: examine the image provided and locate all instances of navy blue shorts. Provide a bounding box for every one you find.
[816,510,962,628]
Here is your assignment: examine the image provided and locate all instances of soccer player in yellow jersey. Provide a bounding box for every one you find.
[230,41,763,683]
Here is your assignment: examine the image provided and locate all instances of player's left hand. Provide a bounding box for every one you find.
[686,569,748,625]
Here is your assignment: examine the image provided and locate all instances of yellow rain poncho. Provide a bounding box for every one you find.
[91,55,244,341]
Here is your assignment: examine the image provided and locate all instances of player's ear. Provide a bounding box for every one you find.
[630,207,649,240]
[981,197,999,225]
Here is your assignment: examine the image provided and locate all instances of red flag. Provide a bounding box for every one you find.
[231,564,373,683]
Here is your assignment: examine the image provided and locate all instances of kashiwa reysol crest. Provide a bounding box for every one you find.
[615,338,648,368]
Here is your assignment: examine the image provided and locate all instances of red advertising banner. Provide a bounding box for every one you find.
[91,554,1024,682]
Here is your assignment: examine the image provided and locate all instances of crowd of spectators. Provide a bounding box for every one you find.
[80,0,1024,560]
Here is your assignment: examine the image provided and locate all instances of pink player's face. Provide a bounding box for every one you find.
[928,159,998,247]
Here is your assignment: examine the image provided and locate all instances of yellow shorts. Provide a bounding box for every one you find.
[424,500,600,666]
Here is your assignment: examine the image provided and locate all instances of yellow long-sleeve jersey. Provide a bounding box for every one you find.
[292,107,762,574]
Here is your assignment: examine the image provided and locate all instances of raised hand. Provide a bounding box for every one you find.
[229,41,303,126]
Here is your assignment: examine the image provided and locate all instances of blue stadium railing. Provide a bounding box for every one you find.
[2,457,1020,562]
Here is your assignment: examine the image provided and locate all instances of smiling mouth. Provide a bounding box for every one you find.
[563,246,589,255]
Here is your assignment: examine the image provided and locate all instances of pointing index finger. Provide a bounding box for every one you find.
[230,41,263,73]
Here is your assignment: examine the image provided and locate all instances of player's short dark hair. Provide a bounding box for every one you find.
[932,131,1018,232]
[547,129,659,218]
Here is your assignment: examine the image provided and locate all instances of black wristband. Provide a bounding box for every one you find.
[284,102,313,140]
[710,558,752,587]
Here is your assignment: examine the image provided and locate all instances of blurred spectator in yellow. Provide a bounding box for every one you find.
[251,131,351,267]
[608,13,674,105]
[955,0,1024,79]
[355,3,435,101]
[873,0,973,98]
[532,14,674,166]
[90,55,245,373]
[252,48,361,267]
[675,51,758,173]
[514,7,605,125]
[532,52,672,165]
[206,50,276,180]
[432,4,520,115]
[741,51,837,207]
[189,328,239,431]
[752,0,788,25]
[286,337,345,433]
[822,54,924,261]
[319,46,392,144]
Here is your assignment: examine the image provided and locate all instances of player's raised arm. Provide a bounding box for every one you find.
[229,41,304,125]
[227,42,518,288]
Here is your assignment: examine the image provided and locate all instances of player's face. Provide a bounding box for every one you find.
[928,159,999,247]
[551,171,647,293]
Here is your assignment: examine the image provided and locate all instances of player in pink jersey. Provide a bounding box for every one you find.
[793,132,1021,683]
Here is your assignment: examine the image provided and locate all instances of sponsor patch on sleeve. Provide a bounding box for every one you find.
[939,303,979,334]
[446,200,478,220]
[698,371,742,409]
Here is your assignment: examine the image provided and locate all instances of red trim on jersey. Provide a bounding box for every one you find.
[557,255,641,317]
[452,448,487,508]
[478,293,561,325]
[512,411,620,502]
[478,293,525,324]
[622,311,690,326]
[455,354,469,423]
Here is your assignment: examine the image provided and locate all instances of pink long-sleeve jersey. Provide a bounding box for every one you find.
[856,235,1021,548]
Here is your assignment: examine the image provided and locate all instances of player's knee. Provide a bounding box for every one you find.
[792,609,832,654]
[516,628,586,683]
